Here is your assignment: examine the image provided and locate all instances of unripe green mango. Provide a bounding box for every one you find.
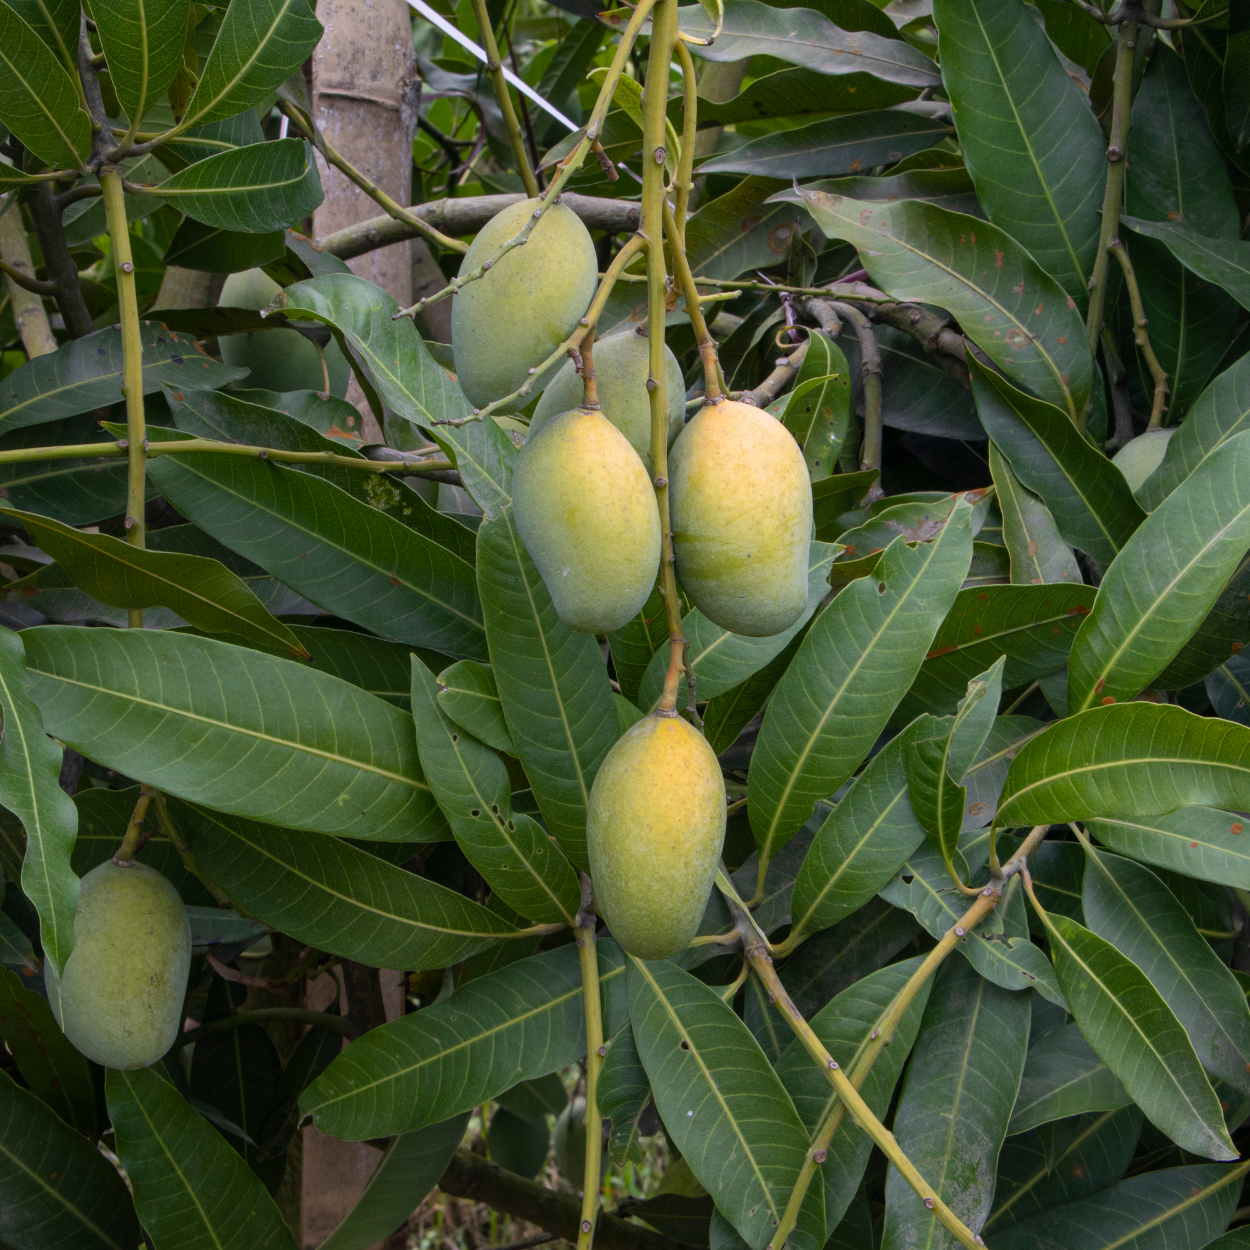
[1111,426,1175,494]
[219,269,351,397]
[529,328,684,474]
[46,860,192,1070]
[669,399,812,637]
[451,199,597,411]
[587,713,726,960]
[512,407,660,634]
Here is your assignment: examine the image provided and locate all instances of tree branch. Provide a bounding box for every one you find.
[1107,237,1169,429]
[26,183,93,339]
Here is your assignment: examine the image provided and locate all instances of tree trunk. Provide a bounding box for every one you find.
[0,208,57,357]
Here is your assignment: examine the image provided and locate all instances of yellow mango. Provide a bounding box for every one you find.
[452,199,597,411]
[588,713,726,960]
[46,860,191,1070]
[529,328,684,474]
[669,399,812,637]
[512,407,660,634]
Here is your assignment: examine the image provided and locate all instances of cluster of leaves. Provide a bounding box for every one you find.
[5,0,1250,1249]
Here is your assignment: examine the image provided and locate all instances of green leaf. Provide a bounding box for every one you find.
[0,1070,139,1250]
[696,111,951,178]
[436,660,515,755]
[181,0,322,130]
[257,1006,344,1161]
[907,720,968,884]
[637,541,840,711]
[775,957,935,1231]
[607,584,668,705]
[286,625,431,711]
[747,498,973,863]
[1141,362,1250,519]
[0,0,88,168]
[0,625,78,977]
[22,625,446,842]
[319,1117,469,1250]
[7,0,79,78]
[1007,1023,1131,1135]
[1152,554,1250,691]
[1123,215,1250,313]
[778,334,851,482]
[971,356,1144,565]
[164,217,286,273]
[476,509,618,872]
[107,1066,297,1250]
[991,1162,1248,1249]
[1068,433,1250,712]
[947,654,1007,781]
[0,324,246,434]
[683,176,816,283]
[628,956,810,1250]
[597,1024,652,1167]
[143,429,487,661]
[681,0,940,89]
[0,909,38,973]
[1032,906,1236,1160]
[789,725,926,942]
[0,968,95,1137]
[149,139,323,232]
[410,660,580,926]
[301,940,627,1140]
[174,802,528,969]
[933,0,1105,308]
[1126,46,1240,424]
[1086,807,1250,891]
[1081,844,1250,1096]
[799,191,1092,420]
[989,441,1082,587]
[997,703,1250,828]
[882,958,1030,1249]
[94,0,190,127]
[2,505,309,656]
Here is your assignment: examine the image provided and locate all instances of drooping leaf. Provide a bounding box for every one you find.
[0,1071,139,1250]
[1123,215,1250,313]
[1030,905,1236,1161]
[300,941,627,1140]
[597,1023,652,1167]
[1086,807,1250,891]
[997,702,1250,828]
[989,442,1082,587]
[747,498,973,864]
[800,192,1092,419]
[934,0,1105,309]
[628,956,810,1250]
[1080,844,1250,1095]
[1007,1023,1131,1136]
[0,324,246,433]
[0,625,78,976]
[106,1067,297,1250]
[882,958,1030,1249]
[410,660,580,926]
[148,139,324,232]
[971,356,1144,565]
[435,660,515,755]
[22,626,446,842]
[94,0,190,128]
[476,509,618,871]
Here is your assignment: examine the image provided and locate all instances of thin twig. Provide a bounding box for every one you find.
[1107,237,1169,429]
[113,785,156,864]
[831,302,884,499]
[661,197,722,401]
[672,39,699,250]
[575,875,604,1250]
[0,258,57,297]
[470,0,539,198]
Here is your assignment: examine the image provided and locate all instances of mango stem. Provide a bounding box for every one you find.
[575,874,604,1250]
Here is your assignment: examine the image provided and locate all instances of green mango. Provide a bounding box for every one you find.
[451,198,597,411]
[669,399,812,637]
[218,268,351,397]
[512,407,660,634]
[588,713,726,960]
[530,328,685,474]
[46,860,191,1070]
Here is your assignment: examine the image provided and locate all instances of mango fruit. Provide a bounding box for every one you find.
[1111,426,1175,494]
[452,198,597,411]
[512,407,660,634]
[669,399,812,637]
[529,328,684,474]
[46,860,192,1069]
[587,713,726,960]
[219,269,351,397]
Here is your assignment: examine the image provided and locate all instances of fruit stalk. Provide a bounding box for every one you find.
[100,167,147,629]
[580,328,599,410]
[114,785,156,863]
[575,876,604,1250]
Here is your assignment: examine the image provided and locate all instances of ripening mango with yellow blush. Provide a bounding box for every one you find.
[669,399,812,637]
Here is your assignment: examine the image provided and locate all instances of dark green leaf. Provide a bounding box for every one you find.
[94,0,189,126]
[0,909,38,973]
[286,625,429,711]
[1087,807,1250,891]
[777,334,850,481]
[800,192,1092,420]
[971,356,1144,565]
[436,660,515,755]
[907,721,967,883]
[989,442,1082,587]
[683,176,815,283]
[107,1066,296,1249]
[0,625,78,975]
[257,1007,345,1162]
[597,1023,651,1167]
[683,67,915,129]
[0,1071,139,1250]
[301,941,627,1140]
[23,626,446,842]
[772,168,983,221]
[6,0,78,77]
[164,217,286,273]
[1007,1023,1130,1135]
[1153,554,1250,691]
[607,584,668,705]
[628,956,810,1250]
[747,498,973,863]
[477,509,618,871]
